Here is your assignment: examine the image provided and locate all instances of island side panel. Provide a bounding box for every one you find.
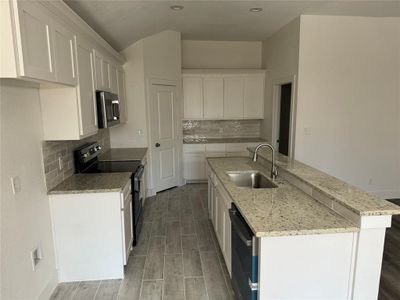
[49,192,124,282]
[258,232,356,300]
[351,215,391,300]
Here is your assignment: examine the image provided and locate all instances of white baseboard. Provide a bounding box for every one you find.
[37,271,58,300]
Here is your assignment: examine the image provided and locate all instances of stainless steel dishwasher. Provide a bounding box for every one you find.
[229,203,258,300]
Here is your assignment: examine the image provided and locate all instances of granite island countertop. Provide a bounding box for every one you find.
[49,173,132,195]
[207,157,359,237]
[99,148,147,162]
[249,148,400,217]
[183,137,266,144]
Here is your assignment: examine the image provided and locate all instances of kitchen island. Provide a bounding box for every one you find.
[206,153,400,300]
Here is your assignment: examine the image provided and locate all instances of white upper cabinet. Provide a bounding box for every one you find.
[109,64,118,94]
[244,76,265,119]
[117,68,127,124]
[203,77,224,119]
[76,38,97,137]
[182,70,265,120]
[102,59,110,90]
[223,76,244,119]
[183,77,203,119]
[14,1,56,81]
[52,21,77,86]
[93,50,104,90]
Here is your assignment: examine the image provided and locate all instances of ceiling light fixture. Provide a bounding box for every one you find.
[249,7,263,12]
[170,5,184,11]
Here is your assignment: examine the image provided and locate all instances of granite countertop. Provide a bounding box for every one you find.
[49,173,132,195]
[183,137,266,144]
[249,148,400,217]
[99,148,148,162]
[207,157,359,237]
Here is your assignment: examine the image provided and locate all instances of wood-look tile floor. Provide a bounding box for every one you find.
[378,199,400,300]
[50,183,235,300]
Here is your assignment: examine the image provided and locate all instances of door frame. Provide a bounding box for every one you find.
[271,75,297,160]
[145,78,183,196]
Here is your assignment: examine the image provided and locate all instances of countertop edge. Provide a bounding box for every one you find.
[206,158,359,237]
[247,147,400,217]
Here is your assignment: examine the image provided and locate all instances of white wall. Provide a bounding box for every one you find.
[182,40,262,68]
[261,18,300,142]
[0,80,57,300]
[110,30,182,148]
[110,40,147,147]
[295,16,400,198]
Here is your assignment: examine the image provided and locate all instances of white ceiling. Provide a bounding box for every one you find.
[64,0,400,51]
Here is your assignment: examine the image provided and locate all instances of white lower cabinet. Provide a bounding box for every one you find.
[208,165,232,275]
[183,142,260,181]
[49,182,132,282]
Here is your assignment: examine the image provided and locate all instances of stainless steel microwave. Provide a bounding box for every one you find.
[96,91,120,128]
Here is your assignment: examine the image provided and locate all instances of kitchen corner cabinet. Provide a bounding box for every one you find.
[40,37,98,140]
[182,70,265,120]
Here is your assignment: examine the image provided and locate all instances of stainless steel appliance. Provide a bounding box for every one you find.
[229,203,258,300]
[96,91,120,128]
[74,142,144,246]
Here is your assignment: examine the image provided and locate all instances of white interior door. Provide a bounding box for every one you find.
[150,84,179,192]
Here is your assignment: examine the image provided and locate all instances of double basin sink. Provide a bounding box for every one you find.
[226,171,278,189]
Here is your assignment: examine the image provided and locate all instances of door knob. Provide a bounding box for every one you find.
[155,143,160,147]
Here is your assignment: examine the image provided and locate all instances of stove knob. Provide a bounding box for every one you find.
[82,153,88,158]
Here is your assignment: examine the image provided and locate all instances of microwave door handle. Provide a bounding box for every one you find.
[100,94,108,128]
[111,100,119,120]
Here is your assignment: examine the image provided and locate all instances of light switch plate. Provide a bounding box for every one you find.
[11,176,21,195]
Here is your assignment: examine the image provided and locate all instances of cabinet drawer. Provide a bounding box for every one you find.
[183,144,206,153]
[205,144,226,152]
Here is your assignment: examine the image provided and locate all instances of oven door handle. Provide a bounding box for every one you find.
[229,208,252,247]
[134,165,144,181]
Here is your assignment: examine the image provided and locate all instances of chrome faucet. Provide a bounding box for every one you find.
[252,143,278,180]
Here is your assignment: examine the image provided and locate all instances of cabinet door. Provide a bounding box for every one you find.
[109,64,118,94]
[225,143,249,157]
[224,76,244,119]
[222,198,232,275]
[17,1,55,81]
[76,38,98,137]
[244,76,265,119]
[216,189,225,249]
[102,59,110,91]
[93,50,103,90]
[52,22,76,86]
[183,77,203,119]
[203,77,223,119]
[212,184,218,230]
[117,68,127,123]
[183,153,206,180]
[122,194,133,265]
[208,178,213,219]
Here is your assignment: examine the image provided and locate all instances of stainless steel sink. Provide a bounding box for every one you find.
[226,171,278,189]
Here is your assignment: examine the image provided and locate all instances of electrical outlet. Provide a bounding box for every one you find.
[138,129,144,136]
[31,247,42,271]
[368,178,373,185]
[219,128,223,134]
[58,156,63,170]
[10,176,21,195]
[304,127,312,136]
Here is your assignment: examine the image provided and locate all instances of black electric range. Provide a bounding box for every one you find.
[74,142,144,246]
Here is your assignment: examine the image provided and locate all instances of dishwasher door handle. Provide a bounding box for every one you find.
[229,208,252,247]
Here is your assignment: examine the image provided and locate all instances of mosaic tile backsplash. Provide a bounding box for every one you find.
[183,120,261,139]
[42,129,111,191]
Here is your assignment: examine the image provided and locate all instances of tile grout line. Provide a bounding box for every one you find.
[91,280,101,300]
